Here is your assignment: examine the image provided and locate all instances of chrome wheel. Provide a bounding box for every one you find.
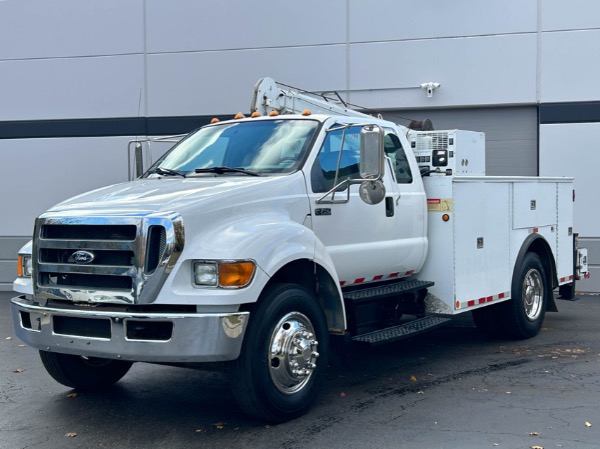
[269,312,319,395]
[523,268,543,321]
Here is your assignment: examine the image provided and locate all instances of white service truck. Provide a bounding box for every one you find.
[11,78,589,422]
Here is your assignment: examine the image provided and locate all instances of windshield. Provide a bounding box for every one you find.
[146,119,319,176]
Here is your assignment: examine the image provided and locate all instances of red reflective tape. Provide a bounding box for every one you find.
[340,281,346,287]
[585,273,591,279]
[354,278,365,284]
[533,227,539,233]
[373,275,383,281]
[405,270,415,276]
[478,298,486,305]
[486,296,493,302]
[569,275,574,281]
[467,300,475,307]
[560,277,565,283]
[427,198,441,205]
[389,272,400,278]
[498,293,505,299]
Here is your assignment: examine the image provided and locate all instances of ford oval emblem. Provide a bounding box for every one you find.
[72,250,95,264]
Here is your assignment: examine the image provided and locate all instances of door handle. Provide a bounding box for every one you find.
[385,197,395,217]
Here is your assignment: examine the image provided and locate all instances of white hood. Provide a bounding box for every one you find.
[45,172,310,220]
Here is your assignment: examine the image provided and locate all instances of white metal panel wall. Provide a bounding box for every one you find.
[146,47,347,116]
[541,0,600,31]
[540,30,600,103]
[347,34,537,109]
[539,123,600,292]
[349,0,537,41]
[0,0,144,60]
[0,137,136,236]
[146,0,346,52]
[0,56,145,121]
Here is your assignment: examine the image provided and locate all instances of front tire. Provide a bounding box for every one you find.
[39,351,133,389]
[228,283,329,423]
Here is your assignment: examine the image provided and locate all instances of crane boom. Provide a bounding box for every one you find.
[250,77,375,120]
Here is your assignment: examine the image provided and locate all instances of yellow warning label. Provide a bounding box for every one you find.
[427,198,453,212]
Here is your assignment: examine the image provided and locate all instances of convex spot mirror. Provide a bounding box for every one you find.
[359,180,386,205]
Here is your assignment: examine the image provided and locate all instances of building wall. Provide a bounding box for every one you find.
[1,0,599,290]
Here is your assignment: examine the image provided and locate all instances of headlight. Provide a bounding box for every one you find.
[17,254,33,278]
[193,260,256,288]
[193,261,218,286]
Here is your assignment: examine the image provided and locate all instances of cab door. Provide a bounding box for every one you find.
[307,124,426,286]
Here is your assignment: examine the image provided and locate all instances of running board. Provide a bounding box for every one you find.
[351,316,451,345]
[343,280,434,305]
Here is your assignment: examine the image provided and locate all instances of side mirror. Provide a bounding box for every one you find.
[360,125,384,179]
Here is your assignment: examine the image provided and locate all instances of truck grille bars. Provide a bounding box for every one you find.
[33,213,184,305]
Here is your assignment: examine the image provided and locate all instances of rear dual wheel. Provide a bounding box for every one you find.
[473,252,548,340]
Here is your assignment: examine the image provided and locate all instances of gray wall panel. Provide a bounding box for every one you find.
[0,237,31,291]
[0,0,144,60]
[0,237,30,259]
[349,0,537,42]
[0,260,16,291]
[146,0,346,53]
[542,0,600,31]
[540,30,600,103]
[0,136,139,236]
[0,56,145,121]
[382,106,538,176]
[146,46,347,116]
[575,267,600,293]
[540,123,599,237]
[581,239,600,265]
[347,34,537,109]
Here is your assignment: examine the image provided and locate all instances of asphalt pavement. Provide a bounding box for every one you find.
[1,290,599,449]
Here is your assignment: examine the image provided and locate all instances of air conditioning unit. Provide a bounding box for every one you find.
[409,130,486,176]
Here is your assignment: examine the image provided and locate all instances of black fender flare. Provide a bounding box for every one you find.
[513,233,558,312]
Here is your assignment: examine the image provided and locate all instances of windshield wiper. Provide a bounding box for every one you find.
[194,166,261,177]
[147,167,187,178]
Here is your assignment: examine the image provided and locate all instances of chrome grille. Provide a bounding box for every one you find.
[33,213,184,305]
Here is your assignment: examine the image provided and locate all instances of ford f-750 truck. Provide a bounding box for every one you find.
[11,78,589,422]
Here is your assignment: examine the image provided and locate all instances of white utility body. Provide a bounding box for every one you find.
[11,77,589,423]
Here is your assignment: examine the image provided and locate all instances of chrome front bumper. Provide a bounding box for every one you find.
[11,296,248,363]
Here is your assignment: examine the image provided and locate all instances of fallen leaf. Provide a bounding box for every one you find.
[13,369,24,373]
[5,337,12,340]
[264,425,271,429]
[530,446,543,449]
[529,432,540,436]
[409,375,418,382]
[18,345,26,347]
[195,429,202,433]
[212,422,226,430]
[66,393,78,399]
[65,432,77,438]
[585,422,592,427]
[417,391,424,394]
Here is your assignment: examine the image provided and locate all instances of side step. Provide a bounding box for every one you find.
[343,279,434,305]
[351,316,451,345]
